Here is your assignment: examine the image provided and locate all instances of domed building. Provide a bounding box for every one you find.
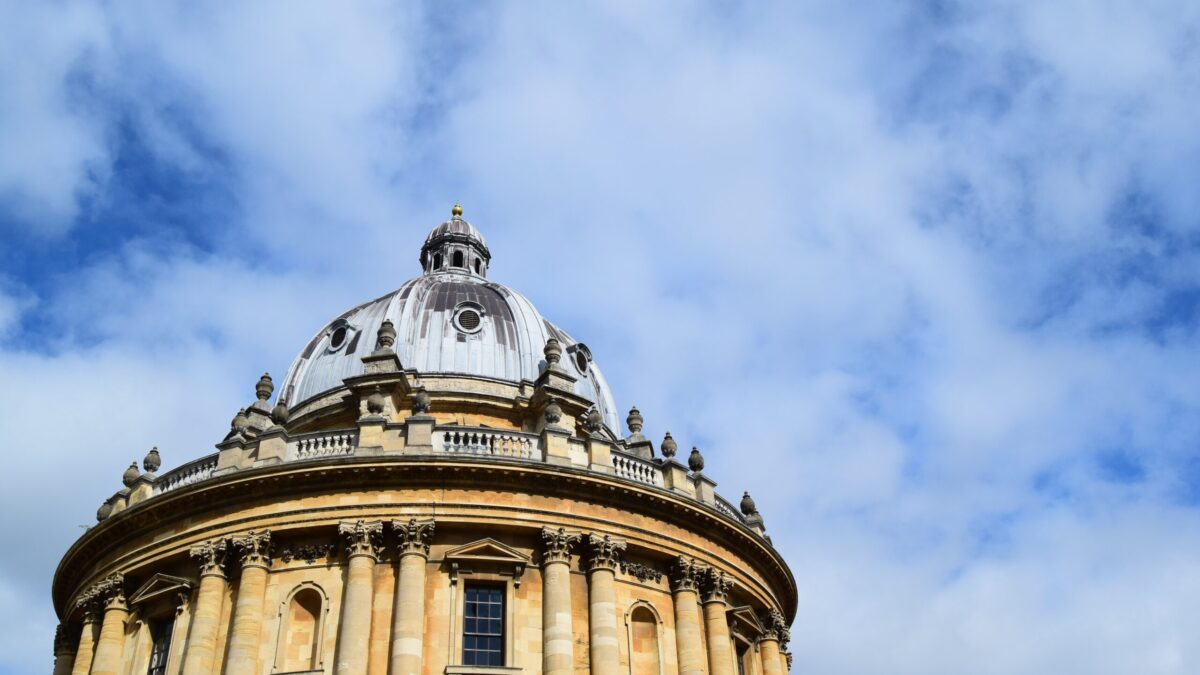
[51,206,796,675]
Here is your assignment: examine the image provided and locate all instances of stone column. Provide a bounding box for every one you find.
[701,568,735,675]
[389,518,435,675]
[585,534,625,675]
[53,624,78,675]
[89,574,129,675]
[181,538,229,675]
[541,527,581,675]
[335,520,383,675]
[670,557,706,675]
[69,599,99,675]
[225,531,272,675]
[757,610,788,675]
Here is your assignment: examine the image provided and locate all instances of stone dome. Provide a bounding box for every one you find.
[280,207,621,433]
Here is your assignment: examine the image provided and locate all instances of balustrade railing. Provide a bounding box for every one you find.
[611,450,662,487]
[434,427,538,459]
[714,494,747,523]
[290,430,357,460]
[153,454,218,496]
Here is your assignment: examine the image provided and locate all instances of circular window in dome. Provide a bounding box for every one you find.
[453,305,485,334]
[326,321,353,352]
[571,343,592,375]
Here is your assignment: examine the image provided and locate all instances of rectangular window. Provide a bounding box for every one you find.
[146,618,174,675]
[462,583,505,666]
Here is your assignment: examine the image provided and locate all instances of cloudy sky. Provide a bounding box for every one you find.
[2,1,1200,673]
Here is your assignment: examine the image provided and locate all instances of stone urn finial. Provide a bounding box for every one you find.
[411,386,431,415]
[626,406,643,435]
[544,400,563,425]
[367,386,386,415]
[544,338,562,368]
[661,432,678,458]
[255,373,274,401]
[583,407,603,434]
[272,399,290,426]
[231,408,250,434]
[375,319,396,351]
[122,462,140,487]
[688,447,705,473]
[740,491,758,516]
[96,501,113,522]
[142,447,161,473]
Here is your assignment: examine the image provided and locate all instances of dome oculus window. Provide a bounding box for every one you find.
[327,321,353,352]
[453,305,485,334]
[570,343,592,375]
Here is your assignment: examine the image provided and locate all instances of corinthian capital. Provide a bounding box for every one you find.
[760,608,789,646]
[190,538,229,577]
[669,556,705,593]
[233,530,273,568]
[339,519,384,559]
[540,526,581,566]
[93,572,127,610]
[701,567,734,604]
[584,533,626,572]
[392,518,436,557]
[74,588,101,623]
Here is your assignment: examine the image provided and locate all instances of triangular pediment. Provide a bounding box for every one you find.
[129,573,194,607]
[444,538,530,565]
[728,605,764,638]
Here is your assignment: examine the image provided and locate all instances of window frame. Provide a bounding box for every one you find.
[461,582,506,666]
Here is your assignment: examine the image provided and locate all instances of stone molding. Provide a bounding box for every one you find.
[190,538,229,577]
[584,533,626,572]
[338,519,384,560]
[232,530,272,569]
[392,518,436,557]
[540,526,581,566]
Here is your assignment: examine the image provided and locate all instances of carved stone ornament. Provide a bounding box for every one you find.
[233,530,272,568]
[96,500,114,522]
[94,572,127,610]
[280,542,338,564]
[411,387,431,415]
[582,407,603,434]
[540,526,581,566]
[760,609,789,646]
[271,399,290,426]
[255,372,274,401]
[544,337,562,368]
[54,623,78,656]
[618,560,664,583]
[375,318,397,352]
[626,406,644,434]
[393,518,436,556]
[190,538,229,577]
[785,652,794,670]
[74,588,101,623]
[740,491,758,516]
[543,400,563,425]
[701,567,734,604]
[688,446,705,473]
[142,446,161,473]
[661,432,678,458]
[670,556,705,593]
[231,408,250,435]
[122,462,140,487]
[585,533,626,572]
[366,387,387,415]
[339,519,384,559]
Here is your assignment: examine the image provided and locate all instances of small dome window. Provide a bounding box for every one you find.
[453,304,485,334]
[571,343,592,375]
[327,321,353,352]
[453,251,465,268]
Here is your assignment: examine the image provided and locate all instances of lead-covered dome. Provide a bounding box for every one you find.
[280,206,621,433]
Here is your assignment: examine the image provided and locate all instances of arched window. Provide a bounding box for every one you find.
[434,253,443,270]
[628,604,662,675]
[474,258,481,274]
[453,250,465,268]
[276,586,325,672]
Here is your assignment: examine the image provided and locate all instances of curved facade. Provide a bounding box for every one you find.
[51,207,796,675]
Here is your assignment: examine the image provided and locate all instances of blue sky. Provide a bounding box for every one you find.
[2,2,1200,673]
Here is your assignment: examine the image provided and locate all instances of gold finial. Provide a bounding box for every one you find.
[451,203,463,218]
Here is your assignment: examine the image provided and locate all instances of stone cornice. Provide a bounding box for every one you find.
[54,456,796,623]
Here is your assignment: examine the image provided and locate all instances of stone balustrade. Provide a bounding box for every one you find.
[121,424,755,533]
